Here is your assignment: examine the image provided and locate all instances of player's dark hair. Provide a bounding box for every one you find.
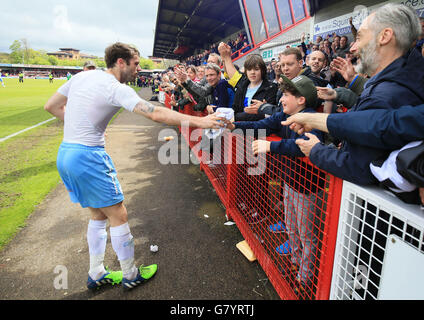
[104,42,140,69]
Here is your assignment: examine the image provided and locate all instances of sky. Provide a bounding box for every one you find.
[0,0,160,58]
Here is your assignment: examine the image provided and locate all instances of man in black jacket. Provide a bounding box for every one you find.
[304,50,330,87]
[218,42,278,121]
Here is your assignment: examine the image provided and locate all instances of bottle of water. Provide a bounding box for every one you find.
[205,107,234,139]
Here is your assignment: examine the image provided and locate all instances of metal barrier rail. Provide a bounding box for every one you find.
[330,181,424,300]
[175,104,343,300]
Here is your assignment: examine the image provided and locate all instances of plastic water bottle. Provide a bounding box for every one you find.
[205,107,234,139]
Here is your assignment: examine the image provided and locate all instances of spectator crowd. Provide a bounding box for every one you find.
[154,4,424,209]
[148,3,424,299]
[184,32,251,66]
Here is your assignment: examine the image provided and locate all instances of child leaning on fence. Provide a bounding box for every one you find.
[225,75,325,291]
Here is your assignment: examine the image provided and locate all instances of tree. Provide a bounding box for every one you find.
[29,50,50,66]
[9,40,23,63]
[5,39,108,68]
[8,39,32,64]
[47,55,59,66]
[0,53,10,63]
[139,57,156,70]
[94,58,106,68]
[20,38,31,64]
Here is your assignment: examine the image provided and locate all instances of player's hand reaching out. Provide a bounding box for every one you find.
[198,113,226,129]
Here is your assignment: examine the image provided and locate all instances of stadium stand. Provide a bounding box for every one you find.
[153,0,424,300]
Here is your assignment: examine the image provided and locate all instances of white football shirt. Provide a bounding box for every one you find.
[57,70,141,146]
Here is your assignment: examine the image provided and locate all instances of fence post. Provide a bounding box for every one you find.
[315,175,344,300]
[225,134,238,220]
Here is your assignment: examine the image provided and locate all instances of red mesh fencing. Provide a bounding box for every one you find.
[175,104,343,300]
[177,104,207,164]
[164,91,172,109]
[200,130,232,211]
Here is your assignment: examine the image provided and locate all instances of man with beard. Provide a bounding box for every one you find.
[286,3,424,186]
[44,42,224,292]
[417,17,424,50]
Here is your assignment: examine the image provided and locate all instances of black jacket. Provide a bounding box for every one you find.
[300,66,330,88]
[232,73,278,121]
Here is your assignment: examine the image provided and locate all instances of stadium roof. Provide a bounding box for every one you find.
[152,0,245,60]
[307,0,338,16]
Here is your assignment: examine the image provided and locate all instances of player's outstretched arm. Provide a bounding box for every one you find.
[44,92,67,121]
[133,99,224,129]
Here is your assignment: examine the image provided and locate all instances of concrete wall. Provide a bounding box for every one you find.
[313,0,424,41]
[315,0,424,23]
[314,0,384,24]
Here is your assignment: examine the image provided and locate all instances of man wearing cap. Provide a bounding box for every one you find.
[225,75,325,294]
[83,60,96,71]
[225,75,324,182]
[225,75,322,154]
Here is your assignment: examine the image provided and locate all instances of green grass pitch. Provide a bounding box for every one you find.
[0,78,66,138]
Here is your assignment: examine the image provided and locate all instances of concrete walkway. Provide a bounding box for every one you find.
[0,88,280,300]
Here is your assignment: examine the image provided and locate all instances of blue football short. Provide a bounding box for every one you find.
[56,142,124,208]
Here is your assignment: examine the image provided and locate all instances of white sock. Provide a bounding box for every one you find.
[110,223,138,280]
[87,219,108,280]
[120,257,138,281]
[89,254,107,280]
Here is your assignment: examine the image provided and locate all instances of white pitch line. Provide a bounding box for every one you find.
[0,117,56,143]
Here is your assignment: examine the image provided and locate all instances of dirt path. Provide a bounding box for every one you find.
[0,88,279,300]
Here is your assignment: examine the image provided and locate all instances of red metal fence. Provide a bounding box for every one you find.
[174,104,343,300]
